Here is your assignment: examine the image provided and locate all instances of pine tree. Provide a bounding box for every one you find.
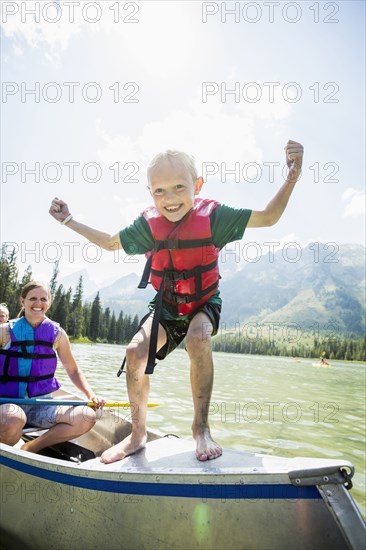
[49,261,59,299]
[0,244,19,317]
[102,307,111,341]
[109,313,117,343]
[21,265,33,287]
[116,311,124,343]
[52,286,71,329]
[124,314,136,341]
[83,302,92,339]
[132,314,139,336]
[69,276,84,339]
[88,292,102,341]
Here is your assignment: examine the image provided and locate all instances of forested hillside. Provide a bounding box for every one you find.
[1,244,364,361]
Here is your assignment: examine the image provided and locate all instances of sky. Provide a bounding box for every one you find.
[1,0,365,287]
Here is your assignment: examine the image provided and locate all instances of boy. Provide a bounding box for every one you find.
[49,140,303,463]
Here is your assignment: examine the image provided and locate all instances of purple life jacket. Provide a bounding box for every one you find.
[0,316,61,398]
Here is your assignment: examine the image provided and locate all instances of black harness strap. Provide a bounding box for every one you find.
[164,280,219,305]
[151,259,218,281]
[2,353,11,384]
[7,340,54,348]
[144,278,165,374]
[118,232,218,377]
[138,254,153,289]
[0,350,56,360]
[0,373,54,383]
[116,278,164,378]
[154,238,213,251]
[0,345,56,384]
[116,356,126,377]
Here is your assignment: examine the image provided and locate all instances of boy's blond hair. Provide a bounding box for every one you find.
[147,150,198,185]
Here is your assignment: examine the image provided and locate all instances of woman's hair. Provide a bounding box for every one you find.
[17,281,52,318]
[147,150,198,185]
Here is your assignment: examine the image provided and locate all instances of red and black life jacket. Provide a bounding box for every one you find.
[117,198,221,376]
[140,197,220,316]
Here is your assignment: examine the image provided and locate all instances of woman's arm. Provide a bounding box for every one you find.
[55,328,105,408]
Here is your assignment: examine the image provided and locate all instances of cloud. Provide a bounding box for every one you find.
[1,1,85,62]
[119,2,198,78]
[1,1,199,71]
[96,82,294,184]
[267,233,299,249]
[342,188,365,218]
[96,105,262,194]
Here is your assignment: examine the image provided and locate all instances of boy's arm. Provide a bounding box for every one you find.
[247,140,303,228]
[49,197,122,251]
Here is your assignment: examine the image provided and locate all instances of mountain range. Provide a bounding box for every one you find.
[62,244,365,336]
[218,243,365,336]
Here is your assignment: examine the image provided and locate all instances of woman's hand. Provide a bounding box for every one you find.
[88,394,106,409]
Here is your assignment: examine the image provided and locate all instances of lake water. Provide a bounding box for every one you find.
[57,343,366,518]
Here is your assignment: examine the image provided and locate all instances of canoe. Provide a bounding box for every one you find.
[0,389,365,550]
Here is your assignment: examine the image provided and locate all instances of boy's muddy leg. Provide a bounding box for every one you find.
[186,312,222,461]
[100,317,167,464]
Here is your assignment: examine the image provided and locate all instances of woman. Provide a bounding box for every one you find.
[0,281,105,453]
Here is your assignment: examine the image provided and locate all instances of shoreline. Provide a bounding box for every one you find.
[69,340,365,364]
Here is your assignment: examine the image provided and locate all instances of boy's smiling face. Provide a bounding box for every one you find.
[148,159,203,223]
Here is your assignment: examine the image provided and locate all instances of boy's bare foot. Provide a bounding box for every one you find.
[100,433,147,464]
[193,427,222,461]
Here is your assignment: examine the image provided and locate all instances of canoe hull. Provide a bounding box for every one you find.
[1,438,365,550]
[1,390,364,549]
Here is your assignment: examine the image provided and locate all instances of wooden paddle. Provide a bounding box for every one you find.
[0,397,160,408]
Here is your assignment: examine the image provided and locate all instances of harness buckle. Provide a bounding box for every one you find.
[166,239,179,250]
[167,271,186,282]
[175,295,191,304]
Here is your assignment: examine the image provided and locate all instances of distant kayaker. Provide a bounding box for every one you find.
[0,281,105,452]
[49,140,304,464]
[320,357,330,368]
[0,303,9,324]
